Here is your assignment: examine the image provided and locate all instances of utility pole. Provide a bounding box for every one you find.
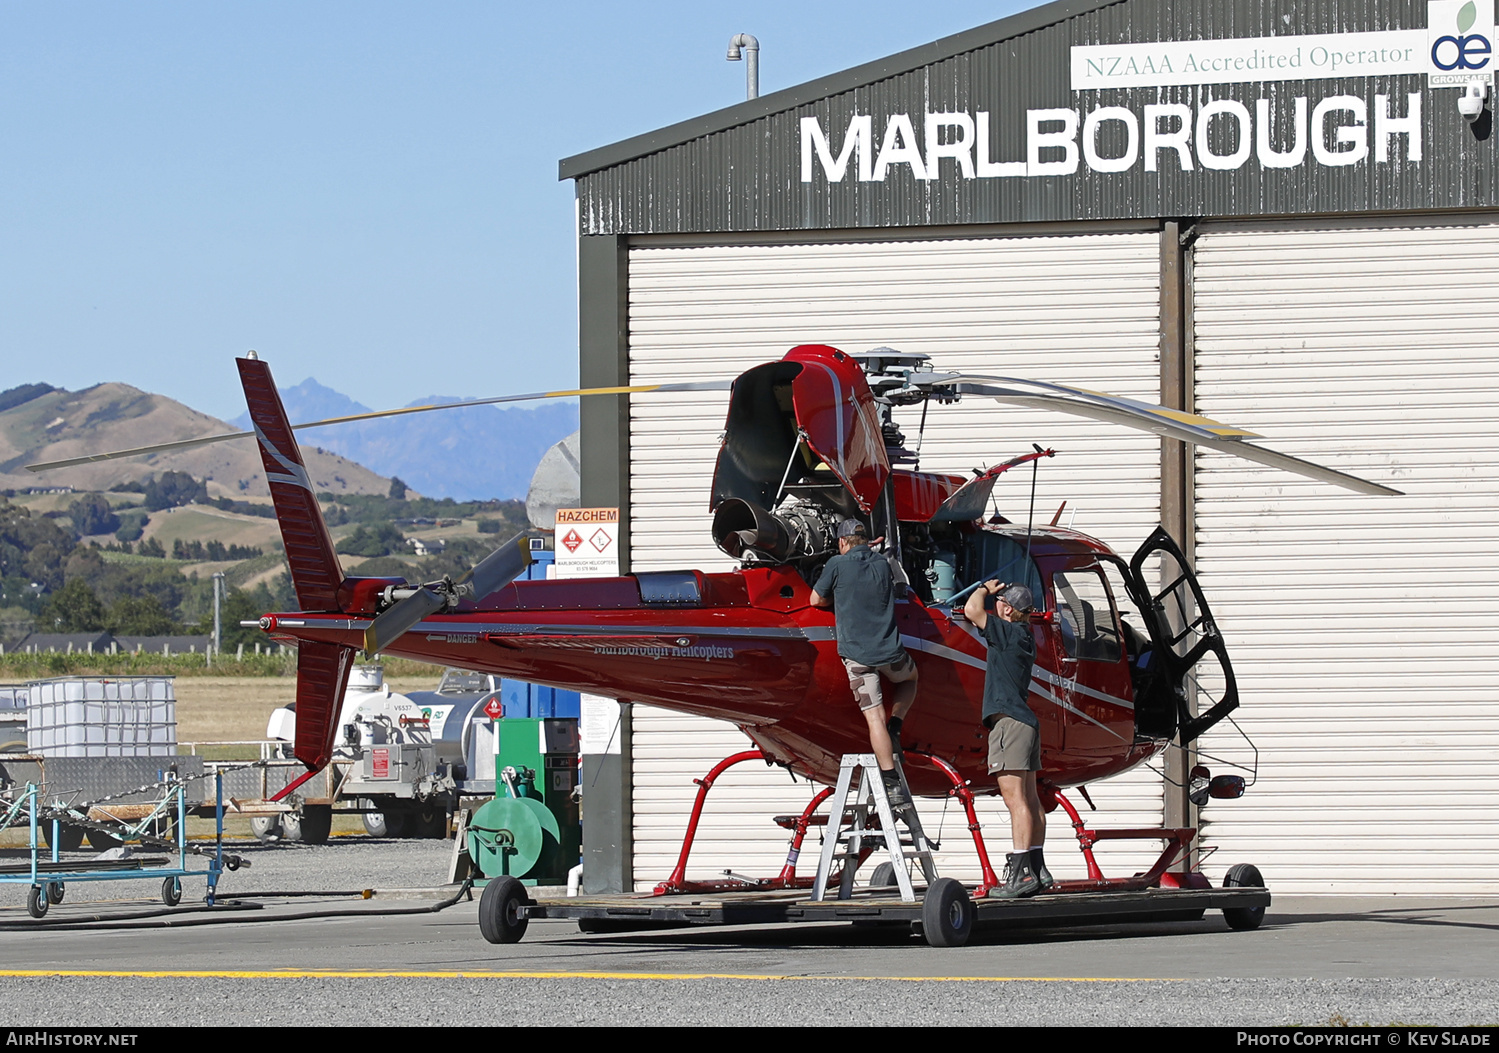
[212,572,225,656]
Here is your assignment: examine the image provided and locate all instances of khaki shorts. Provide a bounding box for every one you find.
[987,716,1041,773]
[843,652,918,712]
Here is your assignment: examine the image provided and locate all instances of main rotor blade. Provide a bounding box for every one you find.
[913,373,1401,496]
[459,533,534,602]
[25,378,734,473]
[363,586,448,654]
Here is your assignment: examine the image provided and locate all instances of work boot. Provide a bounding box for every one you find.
[1029,848,1054,893]
[879,770,911,811]
[988,852,1041,899]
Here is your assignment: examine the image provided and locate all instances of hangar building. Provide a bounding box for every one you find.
[560,0,1499,894]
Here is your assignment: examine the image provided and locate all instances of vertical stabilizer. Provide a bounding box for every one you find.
[237,356,345,611]
[292,640,356,772]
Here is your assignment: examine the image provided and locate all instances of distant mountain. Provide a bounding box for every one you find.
[0,382,391,498]
[232,378,579,501]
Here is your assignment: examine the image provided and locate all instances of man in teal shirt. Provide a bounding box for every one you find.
[810,519,919,806]
[964,579,1050,898]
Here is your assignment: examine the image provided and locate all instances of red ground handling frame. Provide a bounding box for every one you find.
[478,751,1270,949]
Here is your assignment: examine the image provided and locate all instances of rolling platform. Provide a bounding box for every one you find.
[482,880,1271,948]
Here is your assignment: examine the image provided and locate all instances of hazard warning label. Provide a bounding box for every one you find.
[554,508,619,579]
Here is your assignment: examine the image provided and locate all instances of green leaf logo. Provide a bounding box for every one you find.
[1458,1,1477,34]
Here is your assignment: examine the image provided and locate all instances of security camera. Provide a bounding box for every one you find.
[1458,79,1488,122]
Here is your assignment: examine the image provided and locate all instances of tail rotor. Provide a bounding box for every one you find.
[363,534,533,653]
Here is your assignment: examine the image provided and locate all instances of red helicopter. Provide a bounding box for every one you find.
[34,344,1394,897]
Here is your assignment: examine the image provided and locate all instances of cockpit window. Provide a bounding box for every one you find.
[958,532,1044,607]
[1052,568,1123,662]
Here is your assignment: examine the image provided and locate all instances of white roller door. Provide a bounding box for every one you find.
[1193,214,1499,894]
[626,232,1167,891]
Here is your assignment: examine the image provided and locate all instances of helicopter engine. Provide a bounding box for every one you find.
[711,497,839,564]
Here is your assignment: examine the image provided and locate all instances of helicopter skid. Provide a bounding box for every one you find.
[646,749,1211,900]
[650,749,998,896]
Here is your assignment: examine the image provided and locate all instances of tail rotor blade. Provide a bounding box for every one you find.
[364,586,448,653]
[362,535,533,653]
[461,534,534,602]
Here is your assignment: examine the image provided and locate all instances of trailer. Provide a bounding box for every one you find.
[475,749,1270,949]
[0,772,235,918]
[479,879,1268,948]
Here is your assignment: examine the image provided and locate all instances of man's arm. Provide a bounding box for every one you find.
[964,579,999,629]
[809,559,837,608]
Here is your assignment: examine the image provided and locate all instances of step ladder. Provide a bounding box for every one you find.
[810,754,938,902]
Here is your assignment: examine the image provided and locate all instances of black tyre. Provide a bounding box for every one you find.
[868,861,898,888]
[86,827,122,851]
[921,877,974,948]
[46,882,65,905]
[161,877,181,907]
[478,876,531,945]
[278,812,303,842]
[26,885,47,919]
[361,801,407,838]
[1222,863,1267,931]
[414,805,448,839]
[42,823,86,853]
[298,805,333,845]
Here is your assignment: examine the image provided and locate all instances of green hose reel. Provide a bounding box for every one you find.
[467,795,563,880]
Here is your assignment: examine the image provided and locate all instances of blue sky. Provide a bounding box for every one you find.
[1,1,1031,422]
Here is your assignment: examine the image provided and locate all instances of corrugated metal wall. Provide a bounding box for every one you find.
[625,230,1171,890]
[574,0,1495,233]
[1192,213,1499,894]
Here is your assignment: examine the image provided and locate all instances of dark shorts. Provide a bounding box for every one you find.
[987,716,1041,773]
[842,652,918,712]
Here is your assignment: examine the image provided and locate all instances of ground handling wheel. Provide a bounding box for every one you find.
[478,876,531,944]
[26,885,48,919]
[852,861,908,930]
[1222,863,1267,931]
[921,877,974,947]
[161,877,182,907]
[46,882,64,906]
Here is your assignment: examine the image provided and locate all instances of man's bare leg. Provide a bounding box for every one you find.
[863,705,895,770]
[996,772,1035,851]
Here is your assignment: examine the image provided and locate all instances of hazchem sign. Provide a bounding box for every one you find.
[554,508,619,579]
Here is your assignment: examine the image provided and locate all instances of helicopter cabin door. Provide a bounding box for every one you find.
[1109,527,1240,745]
[1047,563,1132,753]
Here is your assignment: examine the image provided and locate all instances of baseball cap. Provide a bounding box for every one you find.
[835,519,868,539]
[999,584,1035,611]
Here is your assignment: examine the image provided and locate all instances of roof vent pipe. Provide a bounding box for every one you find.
[726,33,759,100]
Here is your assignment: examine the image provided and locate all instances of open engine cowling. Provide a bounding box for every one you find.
[711,498,838,562]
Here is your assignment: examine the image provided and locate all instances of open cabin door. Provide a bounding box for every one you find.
[1107,527,1239,745]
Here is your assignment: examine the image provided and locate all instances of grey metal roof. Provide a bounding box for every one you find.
[558,0,1119,181]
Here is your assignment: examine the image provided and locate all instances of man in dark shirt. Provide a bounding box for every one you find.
[810,519,919,806]
[964,579,1050,898]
